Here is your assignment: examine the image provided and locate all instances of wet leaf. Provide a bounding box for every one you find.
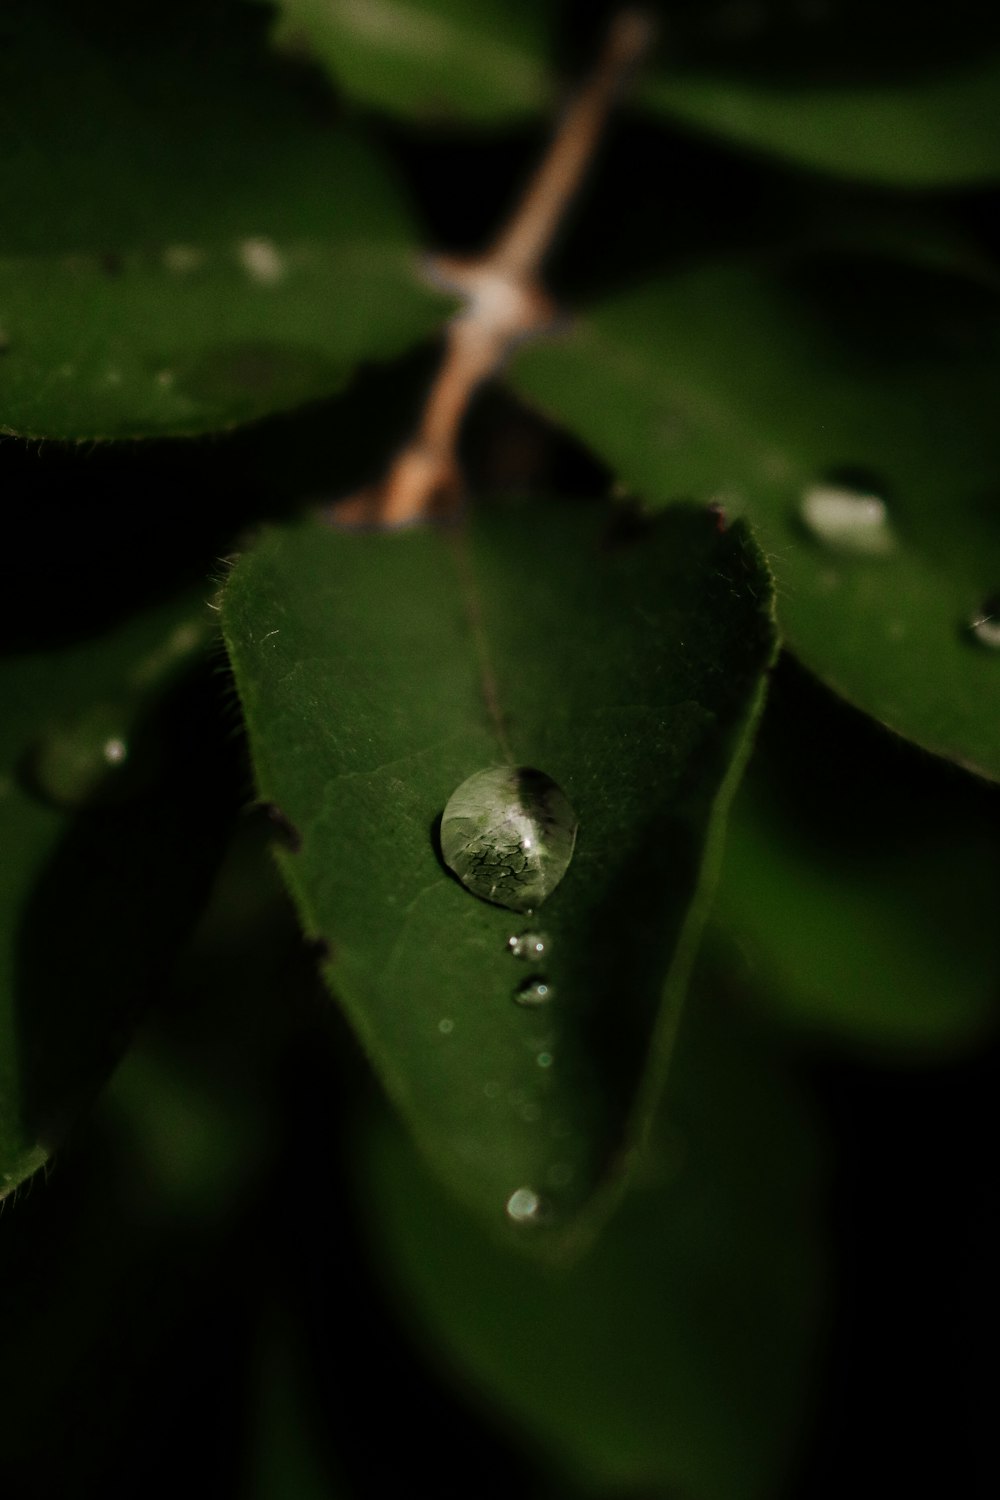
[0,2,446,439]
[359,991,827,1499]
[509,255,1000,780]
[221,499,776,1238]
[0,597,230,1194]
[261,0,554,123]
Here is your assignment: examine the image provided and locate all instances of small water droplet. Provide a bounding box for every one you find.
[438,1017,454,1034]
[237,236,285,285]
[800,482,895,556]
[520,1102,541,1123]
[536,1051,553,1068]
[515,977,555,1007]
[968,595,1000,649]
[483,1080,502,1099]
[440,767,577,912]
[507,930,550,961]
[27,703,143,808]
[506,1186,546,1224]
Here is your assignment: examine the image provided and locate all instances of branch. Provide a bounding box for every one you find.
[330,10,652,529]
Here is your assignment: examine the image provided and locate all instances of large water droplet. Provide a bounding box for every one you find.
[515,977,555,1007]
[440,767,576,912]
[969,596,1000,649]
[507,930,550,961]
[506,1186,546,1223]
[800,482,895,556]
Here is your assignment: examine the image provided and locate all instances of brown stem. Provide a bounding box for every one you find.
[330,10,652,530]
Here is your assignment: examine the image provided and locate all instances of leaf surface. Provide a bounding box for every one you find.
[222,500,776,1236]
[0,598,229,1194]
[261,0,553,123]
[509,256,1000,780]
[359,992,827,1499]
[0,2,445,439]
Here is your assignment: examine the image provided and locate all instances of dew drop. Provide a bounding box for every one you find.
[515,977,555,1007]
[506,1186,546,1224]
[800,481,895,556]
[968,595,1000,649]
[507,930,550,961]
[440,767,576,912]
[536,1051,553,1068]
[27,703,140,808]
[437,1017,454,1035]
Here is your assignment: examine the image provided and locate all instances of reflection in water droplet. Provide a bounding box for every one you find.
[507,930,550,961]
[537,1052,553,1068]
[969,596,1000,649]
[515,977,555,1007]
[437,1018,454,1034]
[506,1187,546,1223]
[440,767,576,912]
[800,482,895,556]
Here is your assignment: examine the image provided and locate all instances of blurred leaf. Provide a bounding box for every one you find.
[641,54,1000,188]
[251,1312,352,1500]
[221,500,775,1240]
[0,596,229,1195]
[509,255,1000,780]
[0,1,446,439]
[261,0,553,123]
[709,665,1000,1055]
[359,990,828,1500]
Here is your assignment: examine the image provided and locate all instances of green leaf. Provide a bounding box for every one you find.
[221,500,776,1237]
[261,0,553,123]
[508,256,1000,780]
[641,54,1000,188]
[0,2,446,439]
[0,597,229,1195]
[710,668,1000,1055]
[359,991,827,1499]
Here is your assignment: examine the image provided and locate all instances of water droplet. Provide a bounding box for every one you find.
[536,1051,553,1068]
[438,1017,454,1034]
[520,1102,541,1123]
[507,930,550,961]
[968,595,1000,649]
[237,236,285,285]
[515,977,555,1007]
[440,767,576,912]
[506,1186,546,1224]
[27,703,142,808]
[800,482,895,556]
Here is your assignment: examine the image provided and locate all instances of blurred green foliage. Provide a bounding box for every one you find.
[1,1,997,1497]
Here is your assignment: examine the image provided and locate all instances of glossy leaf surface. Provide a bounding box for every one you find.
[509,256,1000,779]
[222,500,775,1235]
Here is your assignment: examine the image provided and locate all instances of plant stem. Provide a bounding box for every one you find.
[331,10,652,528]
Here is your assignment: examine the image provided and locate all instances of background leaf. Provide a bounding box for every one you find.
[0,0,446,439]
[636,0,1000,186]
[709,662,1000,1055]
[508,254,1000,779]
[222,500,775,1237]
[359,987,828,1500]
[0,596,230,1193]
[261,0,554,124]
